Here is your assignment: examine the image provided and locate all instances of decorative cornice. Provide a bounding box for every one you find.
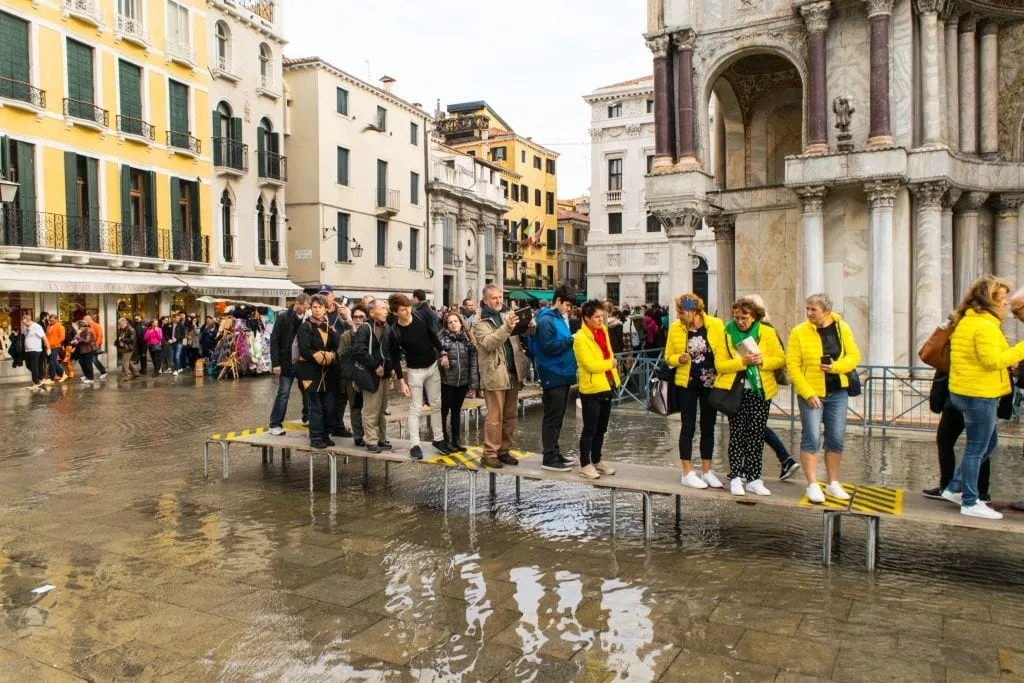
[646,34,670,58]
[865,179,901,208]
[910,181,948,208]
[914,0,945,14]
[800,1,832,33]
[864,0,896,18]
[794,185,827,213]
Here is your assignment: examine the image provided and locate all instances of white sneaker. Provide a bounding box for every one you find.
[825,481,851,500]
[594,462,616,475]
[82,379,94,385]
[940,489,963,506]
[702,471,724,488]
[579,464,600,480]
[960,502,1003,520]
[746,479,772,496]
[268,427,285,436]
[806,483,826,503]
[173,370,180,376]
[301,419,310,426]
[681,471,708,489]
[99,373,107,379]
[729,478,745,496]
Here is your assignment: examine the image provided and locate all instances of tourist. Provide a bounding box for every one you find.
[159,316,173,374]
[460,298,477,331]
[390,293,451,460]
[412,288,439,334]
[942,276,1024,520]
[268,293,311,436]
[644,307,661,350]
[573,299,621,479]
[604,301,624,355]
[296,294,340,449]
[439,312,477,452]
[169,313,187,376]
[339,305,367,446]
[786,292,862,504]
[925,369,992,503]
[353,298,397,453]
[199,316,218,364]
[472,284,535,469]
[74,320,97,384]
[320,285,355,438]
[144,319,163,377]
[712,297,786,496]
[665,293,726,489]
[116,318,140,381]
[46,314,67,383]
[532,283,577,472]
[83,314,107,379]
[132,315,148,375]
[21,314,48,391]
[185,314,200,370]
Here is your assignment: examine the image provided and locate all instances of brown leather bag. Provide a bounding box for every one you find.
[918,317,954,371]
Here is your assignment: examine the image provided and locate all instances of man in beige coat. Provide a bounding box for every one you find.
[472,285,536,468]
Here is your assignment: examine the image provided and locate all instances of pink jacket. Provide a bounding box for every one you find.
[143,328,163,346]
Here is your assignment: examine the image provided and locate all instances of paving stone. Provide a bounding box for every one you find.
[661,651,779,680]
[732,630,838,679]
[343,617,452,666]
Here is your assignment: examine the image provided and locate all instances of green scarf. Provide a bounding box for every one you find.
[725,319,763,397]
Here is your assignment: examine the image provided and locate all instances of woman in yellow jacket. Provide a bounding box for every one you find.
[711,297,786,496]
[664,293,727,489]
[573,299,622,480]
[942,276,1024,520]
[786,292,861,504]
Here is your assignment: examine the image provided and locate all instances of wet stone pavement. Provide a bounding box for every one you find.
[1,376,1023,682]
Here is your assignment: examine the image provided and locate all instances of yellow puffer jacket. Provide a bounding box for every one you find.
[574,322,622,395]
[949,309,1024,398]
[710,323,786,401]
[786,313,861,400]
[664,314,726,387]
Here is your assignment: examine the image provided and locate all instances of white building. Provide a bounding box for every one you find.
[584,76,718,312]
[283,58,432,299]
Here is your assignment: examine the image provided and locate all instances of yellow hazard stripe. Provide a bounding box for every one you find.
[850,486,903,515]
[451,452,477,469]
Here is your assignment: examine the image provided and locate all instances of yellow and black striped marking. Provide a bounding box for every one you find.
[210,427,265,442]
[799,481,855,510]
[426,446,538,470]
[849,484,903,516]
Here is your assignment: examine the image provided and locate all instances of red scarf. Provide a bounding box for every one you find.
[592,325,614,385]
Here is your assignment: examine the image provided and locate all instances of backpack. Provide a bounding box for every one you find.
[624,319,640,348]
[338,330,356,379]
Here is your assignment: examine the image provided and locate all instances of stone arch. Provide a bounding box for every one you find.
[747,86,802,185]
[711,78,744,189]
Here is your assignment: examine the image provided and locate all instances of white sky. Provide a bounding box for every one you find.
[283,0,652,199]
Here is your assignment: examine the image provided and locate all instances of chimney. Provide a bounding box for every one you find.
[379,75,395,93]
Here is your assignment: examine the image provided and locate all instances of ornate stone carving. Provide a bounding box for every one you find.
[865,179,901,208]
[625,123,643,136]
[694,22,807,98]
[673,28,697,50]
[722,64,801,121]
[941,188,963,210]
[794,185,827,214]
[607,253,620,267]
[959,12,979,32]
[864,0,895,18]
[588,128,604,139]
[910,181,949,208]
[914,0,945,14]
[996,193,1024,217]
[800,1,832,33]
[705,213,736,240]
[956,190,989,213]
[833,96,855,151]
[652,205,702,239]
[737,0,761,15]
[645,34,670,58]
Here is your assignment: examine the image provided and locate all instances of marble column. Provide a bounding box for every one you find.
[431,211,445,306]
[943,12,960,150]
[916,1,942,146]
[940,188,962,315]
[911,182,947,357]
[866,179,900,366]
[866,0,894,147]
[476,224,488,292]
[800,1,831,154]
[456,217,472,305]
[707,213,736,312]
[646,34,675,171]
[953,191,988,302]
[795,186,827,295]
[655,206,701,298]
[494,227,504,293]
[958,14,978,154]
[936,14,948,144]
[979,21,999,159]
[674,29,698,167]
[997,195,1024,337]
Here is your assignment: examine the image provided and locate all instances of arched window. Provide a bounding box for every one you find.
[258,117,279,179]
[215,21,231,68]
[256,196,266,265]
[259,43,271,84]
[216,101,231,139]
[221,190,233,262]
[269,199,279,266]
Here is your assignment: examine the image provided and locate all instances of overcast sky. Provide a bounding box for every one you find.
[283,0,652,199]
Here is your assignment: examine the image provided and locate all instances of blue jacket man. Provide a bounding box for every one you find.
[533,284,578,471]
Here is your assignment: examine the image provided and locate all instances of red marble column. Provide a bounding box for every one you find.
[674,30,697,166]
[800,2,831,154]
[646,33,675,171]
[867,0,894,146]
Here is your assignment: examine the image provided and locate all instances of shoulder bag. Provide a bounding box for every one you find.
[836,322,862,397]
[707,338,745,417]
[918,317,954,371]
[352,323,380,393]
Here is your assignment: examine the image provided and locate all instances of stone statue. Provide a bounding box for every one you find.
[833,96,854,152]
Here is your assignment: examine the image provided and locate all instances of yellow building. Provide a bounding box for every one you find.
[0,0,212,376]
[437,101,559,293]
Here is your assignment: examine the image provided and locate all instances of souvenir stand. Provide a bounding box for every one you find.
[198,297,285,380]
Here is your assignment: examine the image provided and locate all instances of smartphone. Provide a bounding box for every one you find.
[820,355,832,365]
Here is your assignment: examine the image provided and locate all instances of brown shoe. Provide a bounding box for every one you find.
[481,455,504,469]
[498,452,519,466]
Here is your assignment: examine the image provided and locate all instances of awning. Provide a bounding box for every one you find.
[0,263,183,294]
[176,274,303,299]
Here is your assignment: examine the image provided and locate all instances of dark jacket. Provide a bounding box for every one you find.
[296,318,340,392]
[533,307,577,388]
[414,301,439,335]
[171,321,187,344]
[326,305,349,338]
[439,329,478,388]
[270,308,302,372]
[133,321,147,351]
[161,323,174,344]
[606,317,624,355]
[77,327,97,355]
[352,320,396,376]
[199,324,217,356]
[116,325,137,359]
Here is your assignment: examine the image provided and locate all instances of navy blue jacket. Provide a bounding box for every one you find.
[532,307,577,388]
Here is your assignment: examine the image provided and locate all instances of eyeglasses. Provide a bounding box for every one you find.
[1013,306,1024,317]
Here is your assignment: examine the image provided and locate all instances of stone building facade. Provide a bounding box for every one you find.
[644,0,1024,365]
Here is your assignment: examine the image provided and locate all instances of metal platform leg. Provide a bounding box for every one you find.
[865,516,880,571]
[822,511,837,567]
[642,492,653,540]
[384,461,390,480]
[489,472,496,496]
[221,442,230,480]
[515,476,521,500]
[442,468,450,513]
[362,458,369,487]
[329,454,338,495]
[268,447,274,464]
[308,453,314,492]
[675,495,681,523]
[203,442,210,477]
[261,446,268,464]
[468,470,478,515]
[610,489,617,537]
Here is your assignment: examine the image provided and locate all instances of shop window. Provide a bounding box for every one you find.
[606,282,619,304]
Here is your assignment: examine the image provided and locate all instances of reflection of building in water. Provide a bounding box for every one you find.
[643,0,1024,361]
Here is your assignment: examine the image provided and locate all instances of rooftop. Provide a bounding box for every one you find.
[283,56,431,119]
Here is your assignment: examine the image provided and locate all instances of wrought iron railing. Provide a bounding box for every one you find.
[64,97,109,126]
[167,130,201,155]
[0,207,35,247]
[0,76,46,108]
[257,151,286,181]
[237,0,274,22]
[115,12,148,43]
[213,137,248,171]
[117,114,155,140]
[165,229,209,263]
[110,222,159,259]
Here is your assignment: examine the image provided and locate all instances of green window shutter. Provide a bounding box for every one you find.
[168,80,189,136]
[15,141,34,246]
[169,177,181,246]
[86,157,99,250]
[336,212,349,261]
[0,12,30,86]
[230,117,242,169]
[66,39,95,108]
[0,136,7,179]
[337,147,348,185]
[64,152,78,219]
[211,109,222,165]
[231,117,242,142]
[118,60,142,122]
[190,180,201,260]
[272,132,280,155]
[256,128,265,176]
[336,87,348,115]
[120,166,132,225]
[144,171,156,257]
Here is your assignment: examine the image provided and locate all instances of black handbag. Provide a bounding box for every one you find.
[654,361,676,382]
[928,371,949,414]
[836,324,862,397]
[708,374,745,417]
[352,362,379,393]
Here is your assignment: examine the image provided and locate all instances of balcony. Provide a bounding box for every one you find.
[166,40,197,70]
[167,130,201,157]
[0,76,46,112]
[211,55,240,82]
[116,114,154,144]
[62,0,103,28]
[64,98,109,131]
[114,12,149,47]
[236,0,275,23]
[168,230,209,263]
[213,137,248,175]
[435,114,490,142]
[257,151,287,185]
[257,73,280,100]
[604,189,624,206]
[375,188,400,215]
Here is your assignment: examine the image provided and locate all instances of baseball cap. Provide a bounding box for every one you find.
[318,284,334,294]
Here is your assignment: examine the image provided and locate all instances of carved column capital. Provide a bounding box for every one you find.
[910,181,948,208]
[456,216,475,231]
[430,210,448,223]
[979,18,1000,37]
[705,213,736,241]
[958,12,979,32]
[652,205,702,239]
[864,0,895,18]
[794,185,828,214]
[865,179,901,208]
[996,193,1024,218]
[914,0,944,15]
[672,28,696,50]
[645,33,670,58]
[941,187,962,210]
[956,190,989,214]
[800,1,832,33]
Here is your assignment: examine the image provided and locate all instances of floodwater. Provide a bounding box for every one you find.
[1,376,1022,681]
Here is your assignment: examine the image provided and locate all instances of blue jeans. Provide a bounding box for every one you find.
[764,426,791,464]
[170,343,184,371]
[798,391,848,454]
[49,348,65,378]
[948,393,999,507]
[269,368,309,428]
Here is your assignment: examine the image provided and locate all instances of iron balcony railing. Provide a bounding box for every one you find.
[0,76,46,108]
[64,98,108,127]
[257,151,286,181]
[166,229,209,263]
[117,114,155,140]
[0,206,35,247]
[213,137,248,172]
[167,130,201,155]
[110,223,160,259]
[236,0,274,22]
[115,11,148,43]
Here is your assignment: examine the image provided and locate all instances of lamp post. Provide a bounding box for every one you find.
[0,178,17,204]
[322,224,363,259]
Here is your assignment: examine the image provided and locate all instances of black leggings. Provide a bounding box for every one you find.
[677,384,717,461]
[78,351,95,380]
[25,350,42,384]
[149,346,162,375]
[441,383,470,445]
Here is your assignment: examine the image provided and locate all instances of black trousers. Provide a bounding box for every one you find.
[441,383,470,445]
[307,390,337,443]
[937,400,990,496]
[335,378,349,431]
[541,384,571,458]
[579,392,613,466]
[25,350,42,384]
[137,346,148,373]
[727,390,771,481]
[78,351,95,380]
[677,384,717,461]
[149,346,162,375]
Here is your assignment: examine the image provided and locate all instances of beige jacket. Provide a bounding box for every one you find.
[471,312,536,391]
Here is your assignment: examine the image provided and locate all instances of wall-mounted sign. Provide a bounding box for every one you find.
[294,249,312,260]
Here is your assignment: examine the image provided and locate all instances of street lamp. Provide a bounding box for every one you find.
[350,239,363,258]
[0,178,18,204]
